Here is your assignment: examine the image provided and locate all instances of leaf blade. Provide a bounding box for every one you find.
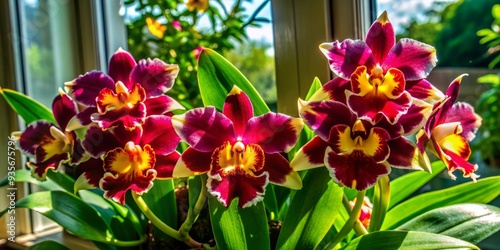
[0,88,56,124]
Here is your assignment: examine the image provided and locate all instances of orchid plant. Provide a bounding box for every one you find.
[2,11,500,250]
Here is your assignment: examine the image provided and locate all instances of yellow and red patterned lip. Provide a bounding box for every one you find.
[96,82,146,114]
[347,66,412,125]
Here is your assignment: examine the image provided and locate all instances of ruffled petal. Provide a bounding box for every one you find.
[27,153,69,180]
[141,115,180,155]
[258,153,302,189]
[365,11,395,64]
[382,38,437,81]
[100,169,156,205]
[290,136,329,171]
[243,113,303,153]
[398,99,432,136]
[325,147,391,191]
[347,90,412,125]
[319,40,376,79]
[130,58,179,97]
[144,95,184,116]
[406,79,444,104]
[155,152,180,179]
[92,103,146,129]
[108,48,136,88]
[66,71,115,107]
[442,148,479,181]
[75,157,105,188]
[223,86,254,137]
[52,92,78,131]
[171,107,235,152]
[207,169,269,208]
[387,137,416,168]
[298,100,355,141]
[444,102,481,142]
[20,121,53,155]
[173,148,212,177]
[309,77,351,103]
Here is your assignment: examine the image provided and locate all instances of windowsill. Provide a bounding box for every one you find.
[1,227,98,250]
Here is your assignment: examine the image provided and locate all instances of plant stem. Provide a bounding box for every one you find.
[179,176,208,240]
[324,190,367,250]
[341,195,368,236]
[108,233,148,247]
[131,192,202,248]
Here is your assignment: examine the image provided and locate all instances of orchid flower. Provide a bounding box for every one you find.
[171,86,303,208]
[291,100,418,190]
[19,90,85,180]
[318,11,442,125]
[81,115,181,204]
[65,48,183,130]
[417,75,482,181]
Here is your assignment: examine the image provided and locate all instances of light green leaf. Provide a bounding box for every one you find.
[27,240,70,250]
[141,179,177,239]
[0,169,60,191]
[389,161,446,209]
[341,231,478,250]
[197,48,269,116]
[383,176,500,230]
[276,167,343,250]
[398,203,500,244]
[369,176,390,232]
[0,88,56,124]
[208,196,270,250]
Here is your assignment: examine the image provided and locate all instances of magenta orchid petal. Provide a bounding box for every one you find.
[101,170,156,205]
[365,11,395,64]
[325,147,391,190]
[291,136,329,171]
[27,153,69,180]
[130,58,179,97]
[92,103,147,129]
[398,100,431,136]
[175,148,212,175]
[155,152,180,178]
[320,40,376,79]
[207,170,269,208]
[140,115,181,155]
[20,121,53,155]
[76,157,105,188]
[172,107,235,152]
[68,71,115,107]
[258,153,301,189]
[309,77,351,103]
[444,102,482,142]
[243,113,303,154]
[70,136,85,165]
[443,148,479,180]
[298,100,355,141]
[382,38,437,81]
[144,95,184,116]
[387,137,416,168]
[82,127,123,158]
[108,49,137,88]
[406,79,444,104]
[223,87,254,137]
[73,107,98,128]
[52,92,78,131]
[347,91,412,124]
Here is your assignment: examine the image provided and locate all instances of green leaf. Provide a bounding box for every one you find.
[0,169,60,190]
[27,240,70,250]
[341,231,478,250]
[0,88,56,124]
[306,77,323,100]
[208,196,270,250]
[369,176,390,232]
[46,170,75,193]
[398,203,500,244]
[197,48,269,116]
[383,176,500,230]
[389,161,446,209]
[276,167,343,249]
[0,191,112,243]
[141,179,177,239]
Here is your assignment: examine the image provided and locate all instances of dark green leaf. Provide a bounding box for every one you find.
[398,203,500,244]
[208,196,270,250]
[197,48,269,116]
[341,230,478,250]
[46,170,75,193]
[27,240,70,250]
[276,167,343,249]
[383,176,500,230]
[389,161,446,209]
[0,88,56,124]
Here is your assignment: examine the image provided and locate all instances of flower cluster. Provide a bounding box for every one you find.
[290,12,481,191]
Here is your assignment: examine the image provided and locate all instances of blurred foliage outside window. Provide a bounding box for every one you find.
[124,0,275,109]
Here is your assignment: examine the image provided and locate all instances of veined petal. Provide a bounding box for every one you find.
[258,153,302,189]
[347,90,412,124]
[27,153,69,180]
[52,91,78,131]
[75,157,105,188]
[130,59,179,97]
[365,11,395,64]
[243,113,303,153]
[141,115,180,155]
[34,129,67,163]
[172,107,235,152]
[96,83,146,114]
[398,99,432,136]
[416,129,429,154]
[92,103,146,129]
[438,134,471,160]
[383,38,437,81]
[20,121,53,155]
[442,149,479,182]
[298,99,355,141]
[207,169,269,208]
[444,102,482,142]
[155,152,180,179]
[173,148,212,177]
[325,147,391,191]
[108,48,136,88]
[290,136,329,171]
[82,127,123,158]
[309,77,351,103]
[223,86,254,137]
[210,142,265,176]
[66,71,115,107]
[319,40,376,79]
[387,137,416,168]
[406,79,444,104]
[100,169,156,205]
[144,95,185,116]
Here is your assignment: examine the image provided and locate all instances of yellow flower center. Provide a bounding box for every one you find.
[214,141,265,176]
[98,82,146,113]
[106,142,156,176]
